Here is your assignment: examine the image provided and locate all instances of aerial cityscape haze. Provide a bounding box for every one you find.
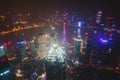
[0,0,120,80]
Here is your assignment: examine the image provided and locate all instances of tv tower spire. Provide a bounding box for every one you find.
[62,9,68,43]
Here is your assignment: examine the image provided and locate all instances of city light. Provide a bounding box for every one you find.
[0,1,119,80]
[94,30,97,34]
[51,26,55,30]
[37,73,46,80]
[0,45,5,57]
[0,46,4,49]
[73,37,82,41]
[3,41,12,46]
[17,41,25,44]
[46,43,65,62]
[0,70,10,76]
[100,38,108,43]
[78,22,81,27]
[7,41,12,45]
[77,28,80,34]
[96,10,102,24]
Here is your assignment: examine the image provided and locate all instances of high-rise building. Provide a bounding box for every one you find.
[45,38,66,80]
[0,45,15,80]
[96,10,102,24]
[73,22,83,59]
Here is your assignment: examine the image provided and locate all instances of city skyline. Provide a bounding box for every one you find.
[0,0,120,18]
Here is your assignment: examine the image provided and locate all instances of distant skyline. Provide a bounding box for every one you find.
[0,0,120,18]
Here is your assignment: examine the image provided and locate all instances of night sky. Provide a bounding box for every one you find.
[0,0,120,18]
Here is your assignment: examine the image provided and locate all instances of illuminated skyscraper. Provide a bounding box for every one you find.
[0,45,15,80]
[45,37,66,80]
[73,22,83,60]
[46,40,65,62]
[96,10,102,24]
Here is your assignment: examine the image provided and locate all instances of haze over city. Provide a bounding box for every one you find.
[0,0,120,80]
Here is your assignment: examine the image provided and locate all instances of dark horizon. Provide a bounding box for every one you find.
[0,0,120,19]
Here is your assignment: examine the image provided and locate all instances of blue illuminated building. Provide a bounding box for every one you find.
[0,45,15,80]
[73,21,83,59]
[86,22,120,66]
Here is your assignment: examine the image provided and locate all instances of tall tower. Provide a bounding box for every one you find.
[45,36,66,80]
[62,10,68,43]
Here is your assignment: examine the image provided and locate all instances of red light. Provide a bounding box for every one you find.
[0,57,7,62]
[7,41,12,45]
